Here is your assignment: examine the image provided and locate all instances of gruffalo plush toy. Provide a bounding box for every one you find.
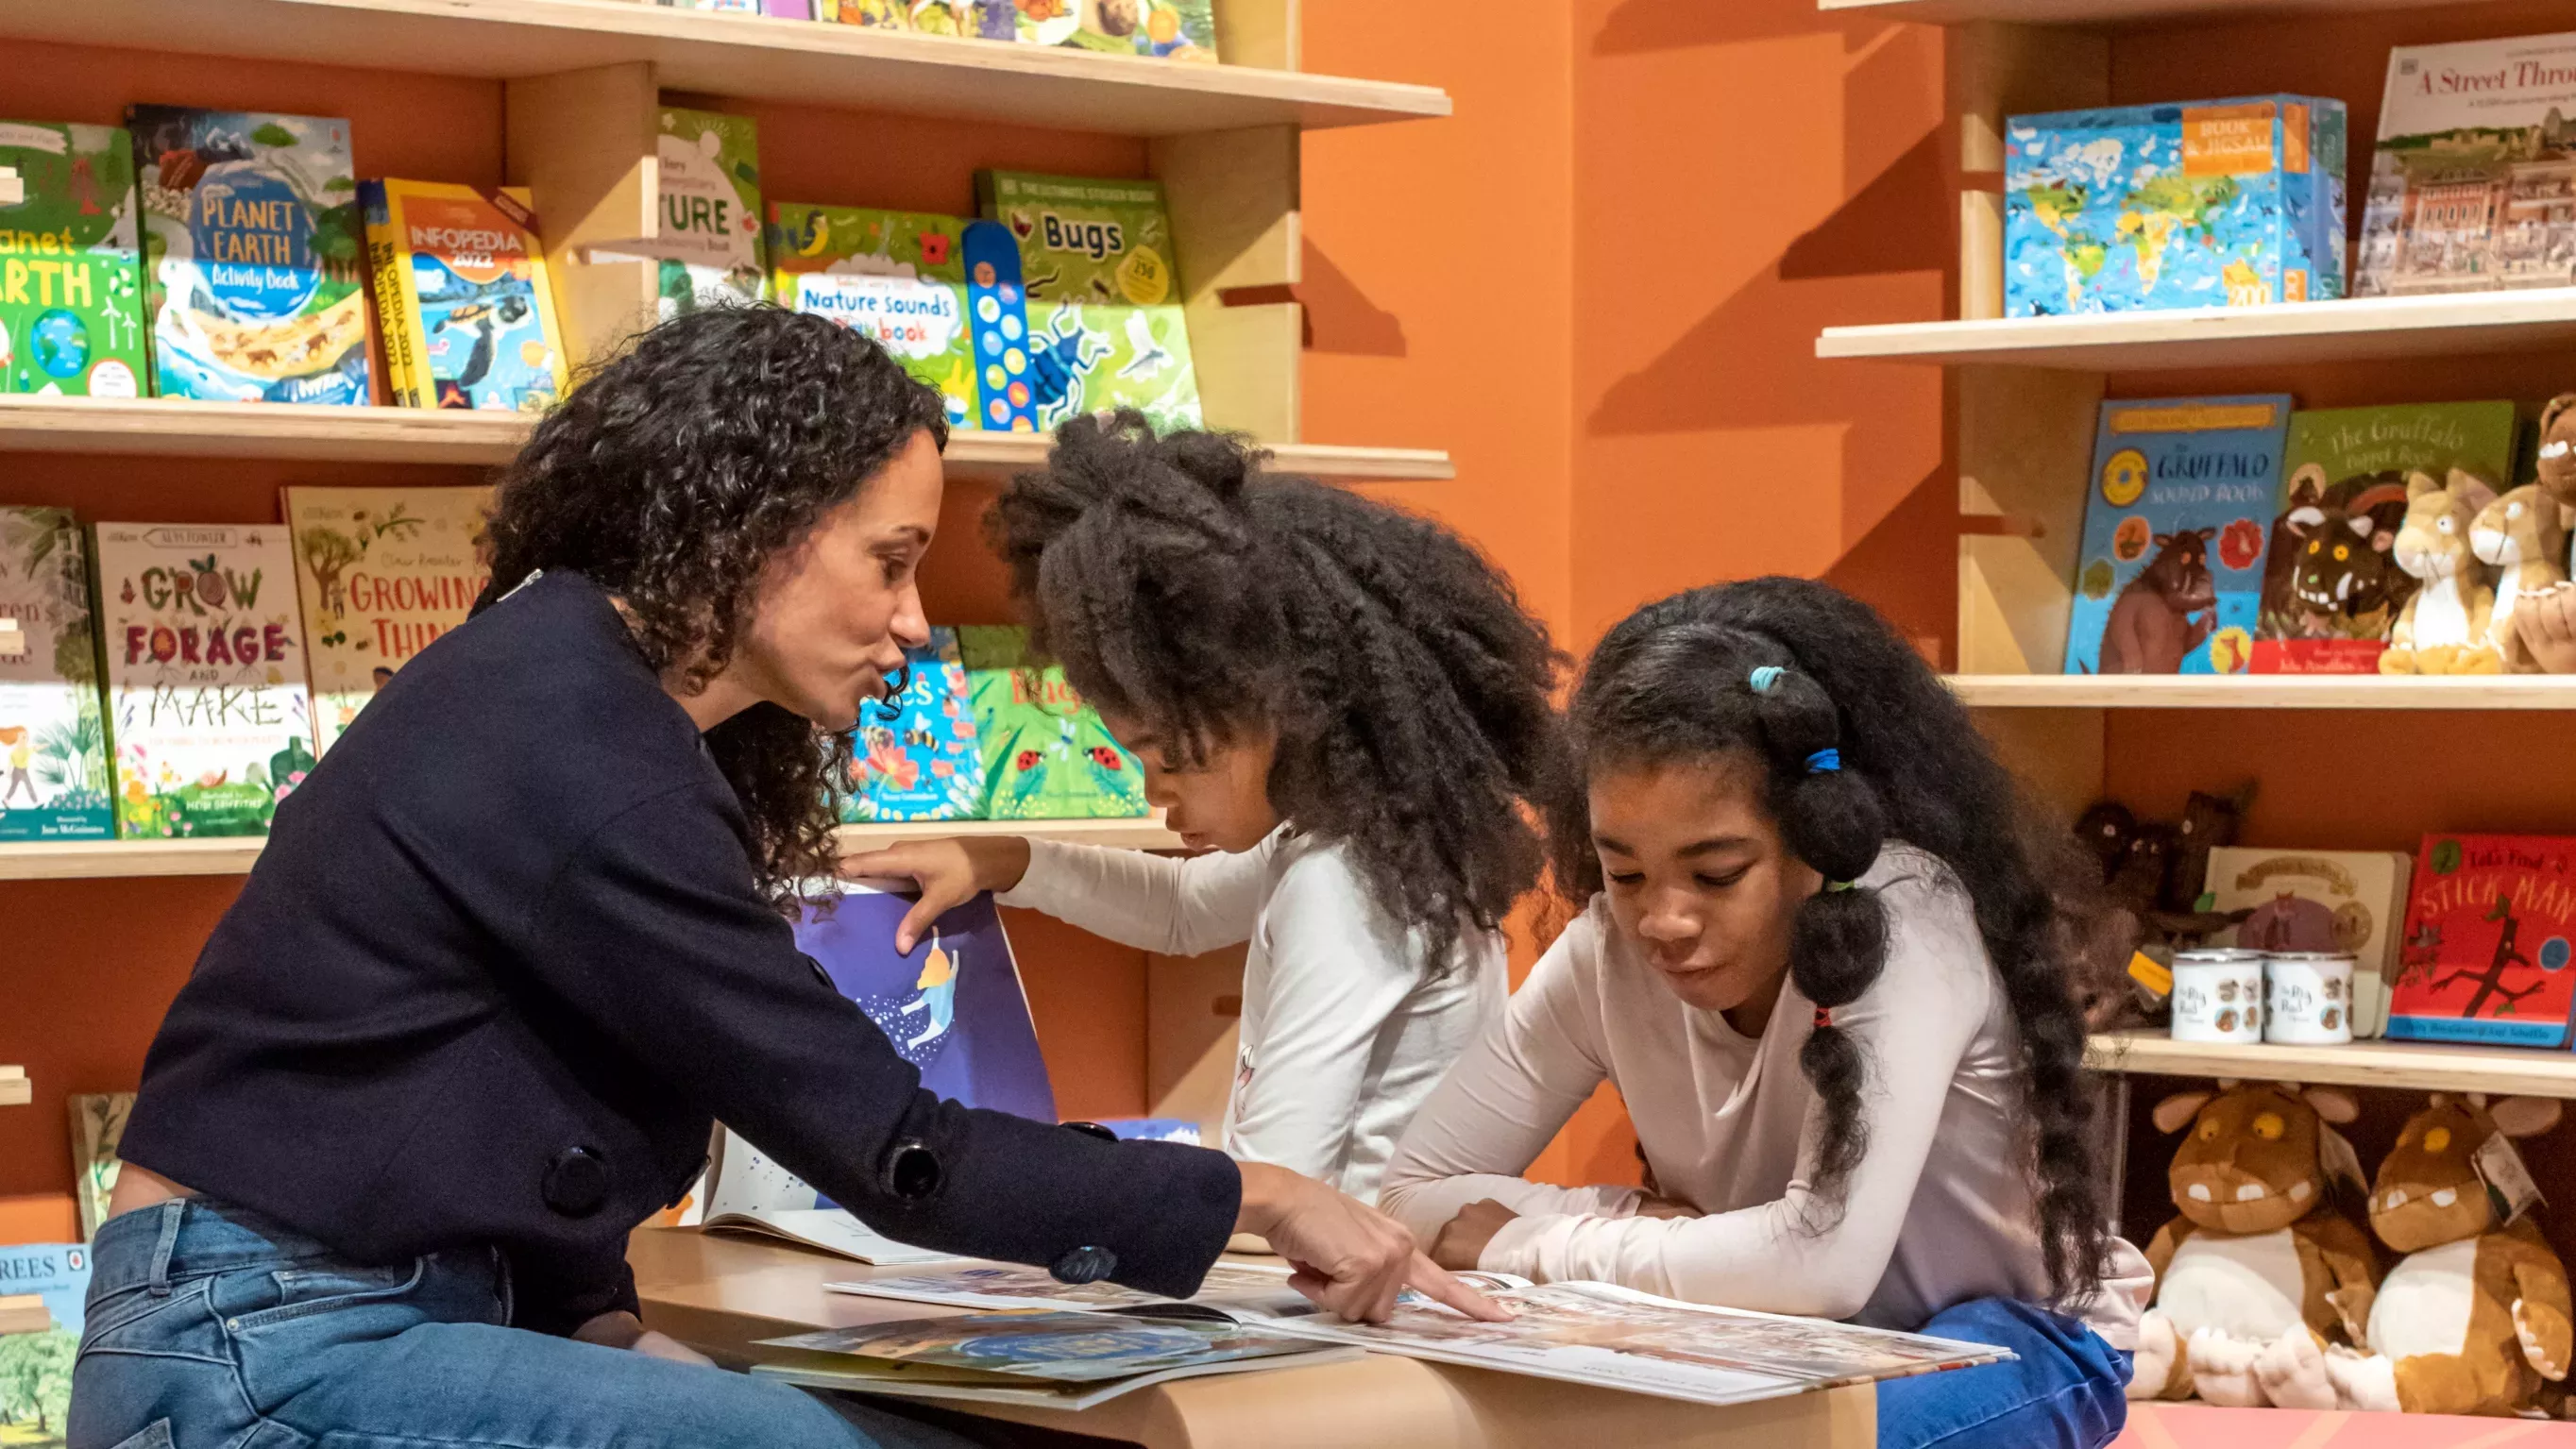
[2313,1093,2572,1416]
[2130,1081,2380,1407]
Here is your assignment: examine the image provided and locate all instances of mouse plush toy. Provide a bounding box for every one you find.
[2129,1081,2381,1407]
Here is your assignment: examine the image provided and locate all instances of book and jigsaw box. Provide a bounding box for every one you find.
[127,107,370,406]
[2005,95,2346,316]
[92,522,314,838]
[284,486,492,755]
[2254,400,2520,673]
[771,204,977,429]
[957,624,1146,820]
[975,170,1200,434]
[654,108,766,319]
[0,508,113,841]
[2358,30,2576,297]
[0,120,149,397]
[361,180,566,413]
[2206,848,2414,1038]
[2391,834,2576,1048]
[2064,396,2289,676]
[842,625,985,824]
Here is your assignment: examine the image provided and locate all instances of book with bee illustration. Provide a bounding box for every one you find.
[974,170,1199,435]
[843,626,985,824]
[0,119,150,397]
[284,486,493,754]
[0,507,113,841]
[771,203,977,430]
[126,106,370,405]
[361,180,567,413]
[956,625,1146,820]
[91,522,314,838]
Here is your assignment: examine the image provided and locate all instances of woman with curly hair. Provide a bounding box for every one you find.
[72,312,1493,1449]
[847,414,1565,1205]
[1378,578,2154,1449]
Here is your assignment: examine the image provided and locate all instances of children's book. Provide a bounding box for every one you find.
[1058,0,1217,61]
[653,108,766,320]
[0,1241,90,1445]
[2390,834,2576,1047]
[2254,401,2520,673]
[2357,31,2576,296]
[2004,96,2346,317]
[2063,396,2289,676]
[841,626,984,824]
[92,522,314,837]
[974,170,1200,434]
[756,1309,1350,1410]
[360,180,566,413]
[65,1091,134,1242]
[283,486,492,754]
[126,107,369,406]
[956,624,1147,819]
[0,120,149,397]
[0,509,113,841]
[2205,848,2413,1039]
[771,203,977,429]
[823,0,911,25]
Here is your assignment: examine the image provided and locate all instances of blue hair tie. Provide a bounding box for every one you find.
[1748,666,1785,694]
[1805,748,1841,774]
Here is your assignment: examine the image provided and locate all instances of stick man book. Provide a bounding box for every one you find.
[0,119,149,397]
[2391,834,2576,1047]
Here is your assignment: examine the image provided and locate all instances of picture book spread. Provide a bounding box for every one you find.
[2064,396,2290,676]
[818,1262,2010,1411]
[2206,848,2413,1039]
[284,486,492,754]
[2359,30,2576,297]
[2391,834,2576,1047]
[956,625,1147,819]
[975,170,1200,434]
[0,119,148,397]
[361,180,566,413]
[0,1241,88,1446]
[93,522,314,837]
[755,1309,1349,1410]
[127,106,369,406]
[842,626,984,824]
[771,204,977,430]
[0,508,113,841]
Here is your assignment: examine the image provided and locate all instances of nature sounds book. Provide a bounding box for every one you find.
[127,107,369,406]
[0,508,113,841]
[0,120,149,397]
[771,203,976,429]
[2255,401,2520,673]
[92,522,314,837]
[2063,396,2289,676]
[284,486,492,754]
[0,1241,90,1443]
[2391,834,2576,1048]
[361,180,566,413]
[2206,848,2414,1039]
[975,170,1200,434]
[957,624,1146,819]
[842,625,983,824]
[2358,31,2576,296]
[654,108,765,320]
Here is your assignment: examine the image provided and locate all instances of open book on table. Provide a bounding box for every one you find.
[793,1262,2009,1410]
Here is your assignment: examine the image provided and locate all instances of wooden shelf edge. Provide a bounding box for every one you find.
[2086,1030,2576,1099]
[1949,675,2576,710]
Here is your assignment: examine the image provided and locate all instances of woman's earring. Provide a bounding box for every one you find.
[869,662,911,716]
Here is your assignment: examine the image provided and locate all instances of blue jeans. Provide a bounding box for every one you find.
[68,1197,973,1449]
[1874,1297,2130,1449]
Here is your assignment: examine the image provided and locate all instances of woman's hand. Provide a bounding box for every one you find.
[1428,1199,1519,1272]
[839,836,1033,953]
[573,1310,714,1367]
[1236,1162,1511,1324]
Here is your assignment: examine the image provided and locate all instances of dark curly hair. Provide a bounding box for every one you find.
[478,307,949,912]
[1553,577,2112,1306]
[987,413,1568,966]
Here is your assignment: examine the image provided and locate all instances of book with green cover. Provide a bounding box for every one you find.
[0,120,149,397]
[771,203,975,429]
[655,108,766,320]
[0,507,113,840]
[956,624,1145,820]
[285,485,492,755]
[974,170,1199,434]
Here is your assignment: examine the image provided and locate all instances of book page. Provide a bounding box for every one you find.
[702,1208,960,1267]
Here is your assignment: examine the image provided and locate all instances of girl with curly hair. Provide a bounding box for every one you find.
[76,312,1494,1449]
[847,414,1566,1205]
[1378,578,2155,1449]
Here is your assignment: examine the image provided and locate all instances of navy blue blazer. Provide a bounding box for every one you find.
[120,571,1240,1334]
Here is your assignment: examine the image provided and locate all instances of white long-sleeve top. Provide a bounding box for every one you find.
[996,830,1503,1203]
[1378,844,2151,1347]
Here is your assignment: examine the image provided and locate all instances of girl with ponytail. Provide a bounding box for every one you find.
[1379,577,2153,1449]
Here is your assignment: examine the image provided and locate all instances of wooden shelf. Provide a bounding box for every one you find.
[0,0,1447,135]
[1818,289,2576,372]
[0,397,1453,481]
[2087,1029,2576,1099]
[1822,0,2497,25]
[0,817,1183,882]
[1949,674,2576,710]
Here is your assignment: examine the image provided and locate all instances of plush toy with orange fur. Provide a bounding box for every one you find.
[2306,1094,2573,1416]
[2129,1081,2381,1407]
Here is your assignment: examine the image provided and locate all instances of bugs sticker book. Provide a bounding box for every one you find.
[974,170,1200,434]
[362,180,566,413]
[0,120,149,398]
